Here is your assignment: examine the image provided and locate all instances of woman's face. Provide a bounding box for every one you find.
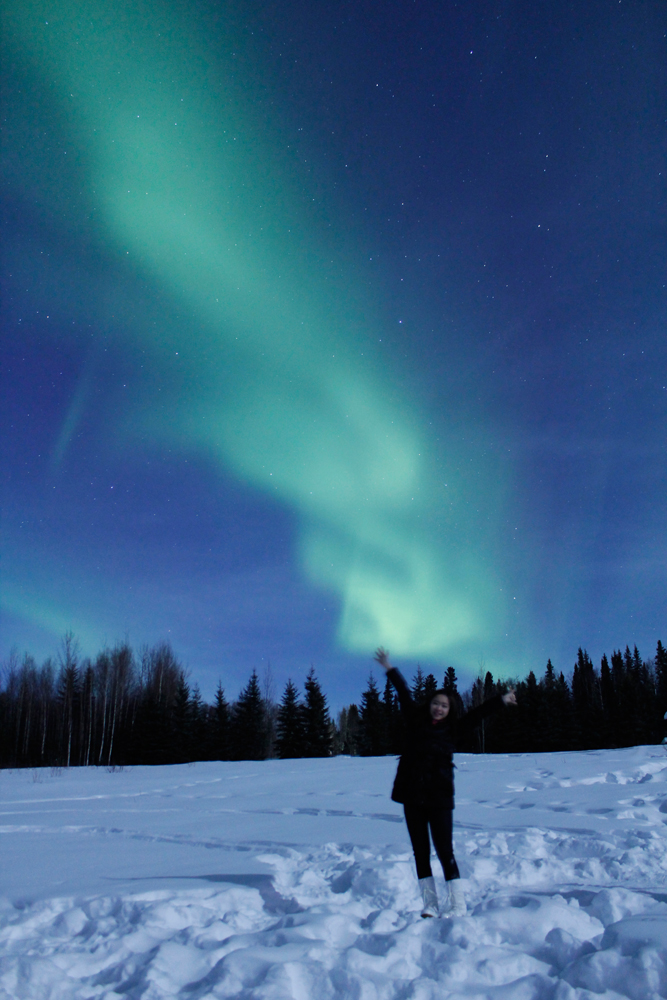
[430,694,450,721]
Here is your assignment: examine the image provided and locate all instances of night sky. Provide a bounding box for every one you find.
[2,0,665,706]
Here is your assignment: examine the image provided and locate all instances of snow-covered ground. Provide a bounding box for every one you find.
[1,746,666,999]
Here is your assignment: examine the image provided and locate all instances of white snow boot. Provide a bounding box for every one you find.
[418,876,439,918]
[444,879,467,916]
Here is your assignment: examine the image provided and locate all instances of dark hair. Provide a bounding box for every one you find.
[423,689,460,721]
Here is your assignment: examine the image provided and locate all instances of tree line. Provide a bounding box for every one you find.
[1,634,665,768]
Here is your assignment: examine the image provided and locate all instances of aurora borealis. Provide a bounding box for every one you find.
[2,1,665,702]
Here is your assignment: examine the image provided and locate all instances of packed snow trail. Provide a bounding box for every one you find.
[1,747,666,998]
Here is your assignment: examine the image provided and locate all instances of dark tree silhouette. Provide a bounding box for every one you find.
[132,643,186,764]
[599,654,616,747]
[443,666,458,696]
[424,673,438,701]
[1,634,665,767]
[229,670,266,760]
[572,648,604,749]
[411,666,426,704]
[656,641,667,733]
[359,674,388,756]
[172,673,193,763]
[275,680,306,758]
[302,668,332,757]
[211,682,231,760]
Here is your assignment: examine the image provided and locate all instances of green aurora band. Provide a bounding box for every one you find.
[5,0,505,661]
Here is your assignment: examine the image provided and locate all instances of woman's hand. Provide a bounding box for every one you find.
[374,647,392,672]
[502,690,517,706]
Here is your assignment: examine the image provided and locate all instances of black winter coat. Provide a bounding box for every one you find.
[388,667,504,809]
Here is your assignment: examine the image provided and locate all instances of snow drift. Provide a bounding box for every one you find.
[1,745,666,998]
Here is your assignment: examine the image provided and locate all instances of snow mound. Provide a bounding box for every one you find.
[1,867,666,999]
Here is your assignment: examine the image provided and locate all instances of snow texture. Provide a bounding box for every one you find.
[1,746,666,998]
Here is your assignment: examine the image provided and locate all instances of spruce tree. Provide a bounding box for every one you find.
[609,648,628,743]
[212,682,231,760]
[656,641,667,729]
[470,677,484,708]
[261,665,278,759]
[190,683,207,759]
[230,670,267,760]
[443,666,463,716]
[615,646,644,746]
[443,666,458,696]
[424,673,438,701]
[359,674,388,755]
[540,660,561,751]
[572,648,603,749]
[630,646,655,744]
[172,673,192,763]
[599,654,615,746]
[554,671,575,749]
[276,680,306,758]
[524,670,543,750]
[411,666,426,704]
[302,668,332,757]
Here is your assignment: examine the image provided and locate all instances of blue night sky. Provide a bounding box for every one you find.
[1,0,665,706]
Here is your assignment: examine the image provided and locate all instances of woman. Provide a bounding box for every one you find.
[374,647,517,918]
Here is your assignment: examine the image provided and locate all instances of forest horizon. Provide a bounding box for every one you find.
[2,633,665,770]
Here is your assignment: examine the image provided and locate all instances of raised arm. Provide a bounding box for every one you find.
[374,647,392,672]
[374,647,414,714]
[458,687,517,737]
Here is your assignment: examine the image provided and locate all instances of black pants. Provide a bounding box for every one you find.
[403,802,460,881]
